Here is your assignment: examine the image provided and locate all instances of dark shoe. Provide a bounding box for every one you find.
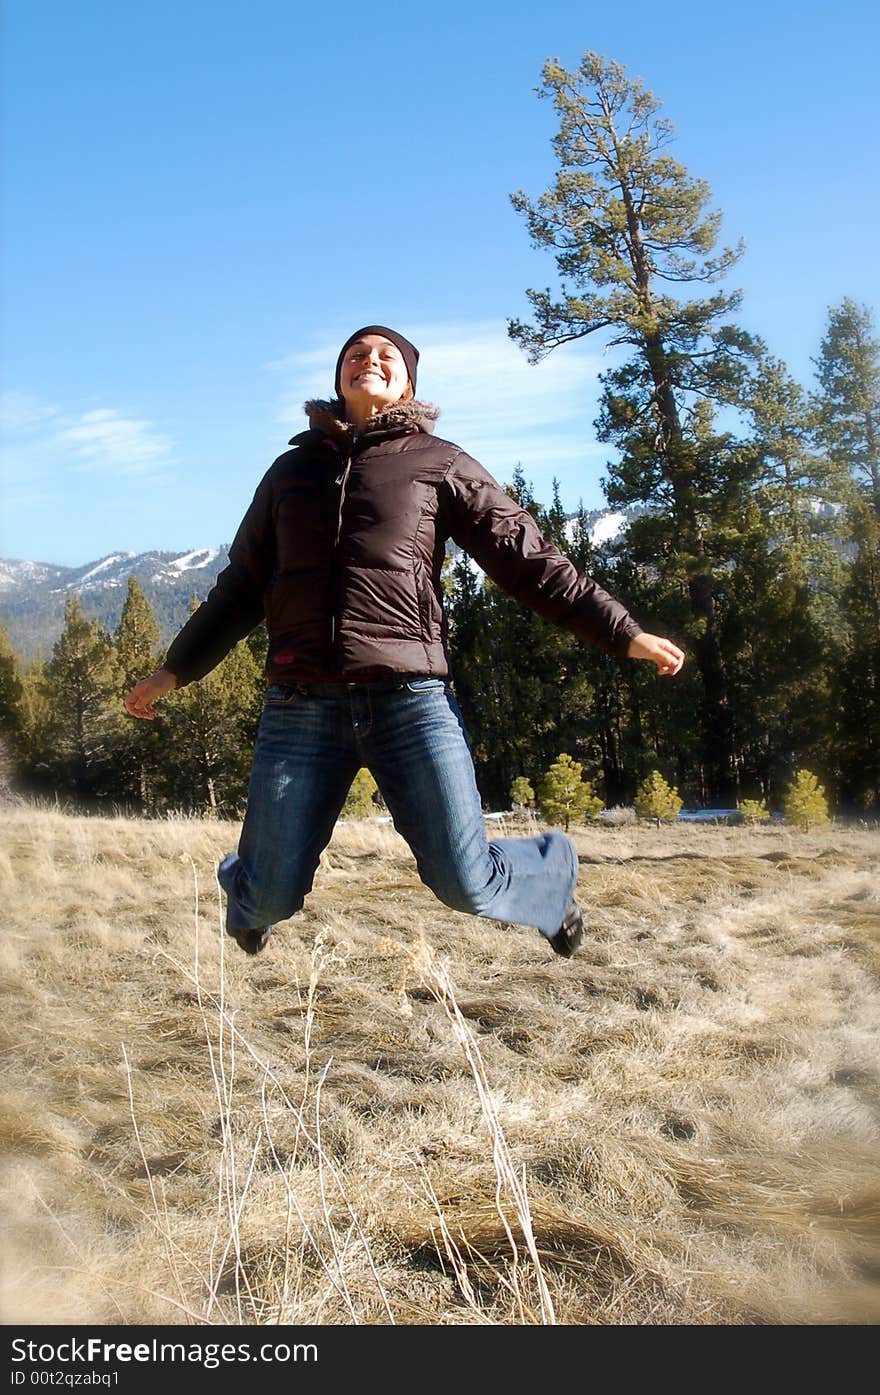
[547,902,584,959]
[228,925,273,955]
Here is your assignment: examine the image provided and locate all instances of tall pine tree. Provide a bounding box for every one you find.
[16,663,55,795]
[43,595,122,800]
[724,355,845,799]
[509,52,761,799]
[813,300,880,806]
[813,299,880,509]
[115,577,164,810]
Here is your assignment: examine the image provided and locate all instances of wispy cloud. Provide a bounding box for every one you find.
[0,390,60,433]
[56,409,175,474]
[267,319,616,505]
[1,396,175,483]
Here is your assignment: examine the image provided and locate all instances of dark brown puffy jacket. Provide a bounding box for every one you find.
[164,399,643,687]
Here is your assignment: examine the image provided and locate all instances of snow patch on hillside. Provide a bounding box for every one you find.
[0,560,61,591]
[167,547,220,573]
[76,554,130,586]
[590,512,628,547]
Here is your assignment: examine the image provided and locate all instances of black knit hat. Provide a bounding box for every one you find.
[334,325,419,397]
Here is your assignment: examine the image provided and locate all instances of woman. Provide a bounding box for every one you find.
[125,325,684,959]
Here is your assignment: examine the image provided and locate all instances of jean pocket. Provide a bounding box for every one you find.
[405,677,446,693]
[264,684,304,705]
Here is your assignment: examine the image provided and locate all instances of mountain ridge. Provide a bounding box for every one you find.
[0,547,233,662]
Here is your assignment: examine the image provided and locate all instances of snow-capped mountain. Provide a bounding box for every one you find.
[0,547,227,596]
[0,560,69,593]
[0,547,232,662]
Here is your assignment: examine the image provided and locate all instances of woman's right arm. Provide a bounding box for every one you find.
[123,470,276,715]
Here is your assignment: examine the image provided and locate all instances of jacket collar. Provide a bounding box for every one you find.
[290,397,440,450]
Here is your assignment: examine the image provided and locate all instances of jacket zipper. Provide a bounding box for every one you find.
[330,453,353,651]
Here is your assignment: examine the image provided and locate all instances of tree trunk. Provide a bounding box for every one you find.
[865,408,880,511]
[643,329,737,802]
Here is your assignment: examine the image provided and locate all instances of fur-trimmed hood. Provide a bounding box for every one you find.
[293,397,440,447]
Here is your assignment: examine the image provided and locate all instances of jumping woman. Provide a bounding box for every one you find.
[124,326,685,958]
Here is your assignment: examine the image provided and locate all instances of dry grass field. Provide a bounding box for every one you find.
[1,803,878,1326]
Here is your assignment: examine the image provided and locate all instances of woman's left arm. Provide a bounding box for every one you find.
[443,452,683,670]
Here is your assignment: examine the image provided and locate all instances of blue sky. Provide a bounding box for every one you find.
[2,0,878,565]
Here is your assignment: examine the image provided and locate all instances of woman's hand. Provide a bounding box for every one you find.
[124,668,178,719]
[627,633,685,675]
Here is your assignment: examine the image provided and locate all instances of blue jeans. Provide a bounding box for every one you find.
[218,679,578,941]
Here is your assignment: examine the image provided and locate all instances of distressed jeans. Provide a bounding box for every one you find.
[218,679,578,942]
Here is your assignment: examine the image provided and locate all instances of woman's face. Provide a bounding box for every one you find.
[338,334,411,414]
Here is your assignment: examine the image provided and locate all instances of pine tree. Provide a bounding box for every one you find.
[448,472,599,809]
[543,478,569,548]
[813,299,880,508]
[510,775,535,810]
[43,595,123,799]
[749,354,845,570]
[782,769,830,830]
[115,577,164,810]
[738,798,770,824]
[829,499,880,808]
[0,621,23,737]
[721,356,845,800]
[16,664,52,771]
[116,577,161,689]
[509,52,761,799]
[0,622,24,793]
[446,552,495,777]
[634,770,682,821]
[812,300,880,808]
[538,752,603,830]
[343,767,378,818]
[159,602,263,813]
[245,622,269,674]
